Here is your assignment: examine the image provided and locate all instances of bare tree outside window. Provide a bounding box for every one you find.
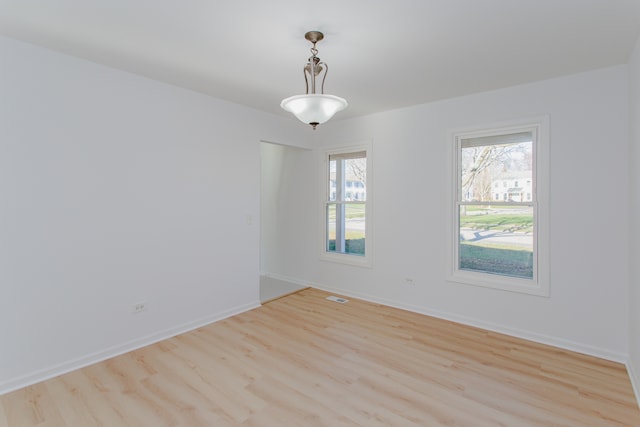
[458,133,534,279]
[347,157,366,187]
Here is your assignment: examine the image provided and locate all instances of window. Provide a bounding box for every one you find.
[449,119,548,296]
[322,146,372,267]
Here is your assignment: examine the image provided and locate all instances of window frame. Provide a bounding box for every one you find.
[320,144,373,268]
[447,118,549,296]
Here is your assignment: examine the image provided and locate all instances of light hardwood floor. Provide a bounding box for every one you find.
[1,288,639,426]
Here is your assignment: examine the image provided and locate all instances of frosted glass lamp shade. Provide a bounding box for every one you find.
[280,94,348,127]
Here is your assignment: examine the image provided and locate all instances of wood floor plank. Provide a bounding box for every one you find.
[1,288,639,426]
[2,382,66,426]
[46,370,119,426]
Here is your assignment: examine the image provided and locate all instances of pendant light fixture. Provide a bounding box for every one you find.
[280,31,348,129]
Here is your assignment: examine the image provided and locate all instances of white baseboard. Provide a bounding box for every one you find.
[628,361,640,409]
[0,300,260,396]
[260,272,310,288]
[310,282,627,364]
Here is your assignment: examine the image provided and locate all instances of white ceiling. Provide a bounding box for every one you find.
[1,0,639,122]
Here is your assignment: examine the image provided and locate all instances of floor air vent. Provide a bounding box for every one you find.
[326,296,349,304]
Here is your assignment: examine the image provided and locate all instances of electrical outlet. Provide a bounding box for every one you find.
[132,301,147,314]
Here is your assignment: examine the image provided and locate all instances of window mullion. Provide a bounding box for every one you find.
[335,159,345,253]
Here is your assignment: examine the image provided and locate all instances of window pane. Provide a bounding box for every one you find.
[326,203,336,252]
[459,205,533,279]
[345,157,366,201]
[326,203,365,255]
[460,134,532,203]
[345,204,365,256]
[328,159,337,201]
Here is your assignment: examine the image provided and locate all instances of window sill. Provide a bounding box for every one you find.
[320,251,372,268]
[447,270,549,297]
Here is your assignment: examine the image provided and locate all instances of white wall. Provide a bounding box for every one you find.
[260,142,315,277]
[0,35,306,394]
[273,66,631,361]
[629,34,640,401]
[261,142,285,274]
